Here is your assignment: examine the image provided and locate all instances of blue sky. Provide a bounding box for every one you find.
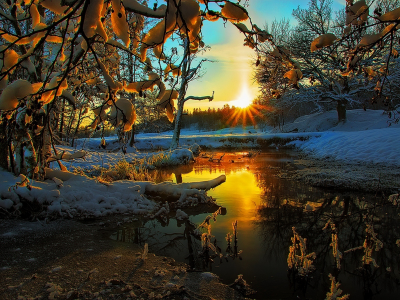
[148,0,347,110]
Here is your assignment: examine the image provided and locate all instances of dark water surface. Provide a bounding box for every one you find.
[112,151,400,299]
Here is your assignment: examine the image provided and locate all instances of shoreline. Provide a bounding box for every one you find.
[1,149,399,299]
[278,152,400,194]
[0,216,248,300]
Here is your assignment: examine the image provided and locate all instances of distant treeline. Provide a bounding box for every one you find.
[180,104,265,131]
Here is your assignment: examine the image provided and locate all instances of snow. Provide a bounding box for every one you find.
[201,272,219,280]
[0,160,221,218]
[0,170,148,218]
[221,1,248,23]
[0,199,13,209]
[291,128,400,165]
[176,209,188,220]
[119,109,398,166]
[278,109,398,132]
[0,80,33,110]
[111,0,130,47]
[67,109,400,168]
[281,109,400,165]
[0,108,399,218]
[82,0,103,38]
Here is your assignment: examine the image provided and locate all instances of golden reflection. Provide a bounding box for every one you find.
[209,170,262,230]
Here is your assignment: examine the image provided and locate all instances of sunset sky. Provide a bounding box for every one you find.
[149,0,347,111]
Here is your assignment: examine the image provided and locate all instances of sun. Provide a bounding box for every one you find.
[225,85,273,128]
[230,86,254,108]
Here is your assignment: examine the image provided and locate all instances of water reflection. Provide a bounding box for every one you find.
[112,151,400,299]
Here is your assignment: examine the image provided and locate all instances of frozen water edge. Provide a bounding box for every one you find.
[278,155,400,193]
[0,216,246,300]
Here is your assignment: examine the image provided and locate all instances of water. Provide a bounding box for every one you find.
[111,150,400,299]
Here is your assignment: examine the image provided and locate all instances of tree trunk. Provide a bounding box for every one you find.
[59,99,65,141]
[169,39,212,148]
[71,107,83,148]
[67,110,76,146]
[38,111,53,177]
[336,100,347,122]
[129,95,136,147]
[129,124,136,147]
[0,120,9,170]
[171,100,185,149]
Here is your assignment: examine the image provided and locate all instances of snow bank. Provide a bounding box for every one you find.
[291,128,400,165]
[53,145,195,172]
[279,109,400,165]
[73,127,310,153]
[68,109,400,168]
[279,109,400,133]
[0,170,222,219]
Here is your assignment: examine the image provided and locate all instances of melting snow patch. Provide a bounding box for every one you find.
[201,272,218,280]
[0,199,13,209]
[165,282,177,288]
[175,209,188,220]
[50,266,62,273]
[1,232,16,237]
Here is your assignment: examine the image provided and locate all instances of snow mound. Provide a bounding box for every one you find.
[292,128,400,165]
[280,109,399,133]
[0,170,224,219]
[175,209,188,220]
[169,149,194,164]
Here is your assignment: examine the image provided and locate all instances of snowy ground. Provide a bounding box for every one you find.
[72,109,400,166]
[1,109,399,299]
[1,109,399,219]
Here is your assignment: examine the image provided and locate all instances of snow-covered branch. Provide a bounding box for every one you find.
[184,91,214,103]
[143,175,226,203]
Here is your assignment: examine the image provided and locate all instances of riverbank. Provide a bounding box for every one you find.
[0,215,248,300]
[277,154,400,194]
[1,150,399,300]
[1,109,400,298]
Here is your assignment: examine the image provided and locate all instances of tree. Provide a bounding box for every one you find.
[169,39,214,149]
[1,0,400,179]
[255,0,400,123]
[0,0,270,177]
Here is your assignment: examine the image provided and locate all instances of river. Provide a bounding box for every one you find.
[112,150,400,299]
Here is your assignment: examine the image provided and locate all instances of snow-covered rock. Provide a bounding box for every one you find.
[175,209,188,220]
[169,149,194,164]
